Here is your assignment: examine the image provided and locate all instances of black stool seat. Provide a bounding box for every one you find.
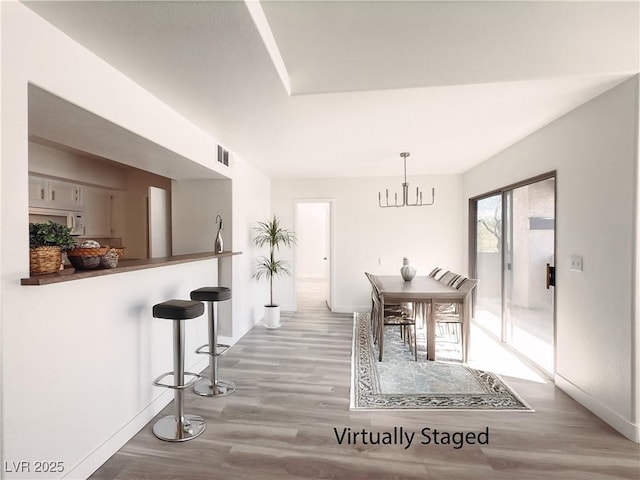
[153,300,204,320]
[190,287,231,302]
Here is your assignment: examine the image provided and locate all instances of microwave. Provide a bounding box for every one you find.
[29,207,85,236]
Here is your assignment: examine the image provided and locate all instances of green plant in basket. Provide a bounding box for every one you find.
[29,221,76,251]
[28,221,76,275]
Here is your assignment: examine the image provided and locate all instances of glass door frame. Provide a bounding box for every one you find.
[468,171,557,375]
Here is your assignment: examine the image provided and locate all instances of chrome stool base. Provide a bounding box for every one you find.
[193,377,236,397]
[152,414,205,442]
[190,288,236,399]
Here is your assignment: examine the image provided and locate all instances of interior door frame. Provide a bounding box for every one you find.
[468,171,557,374]
[293,198,335,312]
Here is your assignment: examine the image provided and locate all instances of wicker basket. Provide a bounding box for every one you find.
[67,247,109,257]
[67,247,107,270]
[29,246,62,275]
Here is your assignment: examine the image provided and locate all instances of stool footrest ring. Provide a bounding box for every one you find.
[195,343,231,357]
[153,371,202,390]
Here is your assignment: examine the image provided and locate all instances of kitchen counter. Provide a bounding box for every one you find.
[21,251,241,285]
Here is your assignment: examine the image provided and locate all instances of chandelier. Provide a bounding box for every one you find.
[378,152,435,208]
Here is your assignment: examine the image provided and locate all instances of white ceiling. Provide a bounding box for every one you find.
[23,1,640,179]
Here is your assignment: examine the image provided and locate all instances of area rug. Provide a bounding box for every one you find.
[350,312,533,411]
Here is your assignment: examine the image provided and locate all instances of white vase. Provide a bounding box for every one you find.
[400,257,416,281]
[264,305,281,329]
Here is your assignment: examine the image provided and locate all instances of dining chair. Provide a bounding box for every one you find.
[438,270,460,286]
[371,282,417,361]
[435,276,467,341]
[432,279,477,363]
[364,272,405,346]
[428,267,442,278]
[452,276,469,289]
[364,272,380,342]
[434,276,467,316]
[365,272,402,313]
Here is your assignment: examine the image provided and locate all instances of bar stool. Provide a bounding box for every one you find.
[190,286,236,397]
[152,299,206,442]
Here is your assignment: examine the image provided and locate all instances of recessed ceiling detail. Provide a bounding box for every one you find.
[23,1,640,178]
[260,1,639,95]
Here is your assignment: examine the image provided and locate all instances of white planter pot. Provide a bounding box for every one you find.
[264,305,281,329]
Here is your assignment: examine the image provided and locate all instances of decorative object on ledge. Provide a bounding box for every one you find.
[253,215,297,329]
[67,240,106,270]
[100,249,120,269]
[29,221,76,275]
[214,215,224,253]
[29,246,63,275]
[67,240,124,270]
[400,257,416,281]
[379,152,435,208]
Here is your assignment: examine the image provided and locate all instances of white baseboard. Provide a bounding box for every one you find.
[64,356,209,479]
[555,373,639,443]
[280,304,368,315]
[332,305,369,314]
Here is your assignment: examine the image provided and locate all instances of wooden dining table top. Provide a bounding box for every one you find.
[372,274,466,301]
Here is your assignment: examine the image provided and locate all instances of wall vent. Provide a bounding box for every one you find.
[217,145,229,166]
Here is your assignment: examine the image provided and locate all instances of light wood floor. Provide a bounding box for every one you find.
[90,280,639,479]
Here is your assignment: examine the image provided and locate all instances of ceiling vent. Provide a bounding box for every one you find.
[217,145,229,166]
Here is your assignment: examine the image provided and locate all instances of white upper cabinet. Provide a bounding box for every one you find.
[48,179,83,210]
[28,175,83,210]
[28,176,48,206]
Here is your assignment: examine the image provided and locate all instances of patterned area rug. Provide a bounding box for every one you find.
[350,312,534,411]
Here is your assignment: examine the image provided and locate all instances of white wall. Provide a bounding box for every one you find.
[0,2,269,478]
[463,76,639,442]
[0,3,4,470]
[231,157,271,333]
[296,202,329,278]
[171,179,232,256]
[29,141,127,190]
[271,174,465,312]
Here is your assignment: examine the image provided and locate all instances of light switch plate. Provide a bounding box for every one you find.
[570,255,583,272]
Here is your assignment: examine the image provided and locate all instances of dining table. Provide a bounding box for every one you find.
[371,274,476,362]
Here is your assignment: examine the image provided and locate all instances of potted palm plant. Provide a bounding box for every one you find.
[29,221,76,275]
[253,215,296,328]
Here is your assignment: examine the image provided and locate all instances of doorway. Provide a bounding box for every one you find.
[295,200,333,311]
[471,174,556,375]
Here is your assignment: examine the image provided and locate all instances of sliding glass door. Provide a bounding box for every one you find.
[474,194,503,339]
[472,175,555,375]
[504,178,555,373]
